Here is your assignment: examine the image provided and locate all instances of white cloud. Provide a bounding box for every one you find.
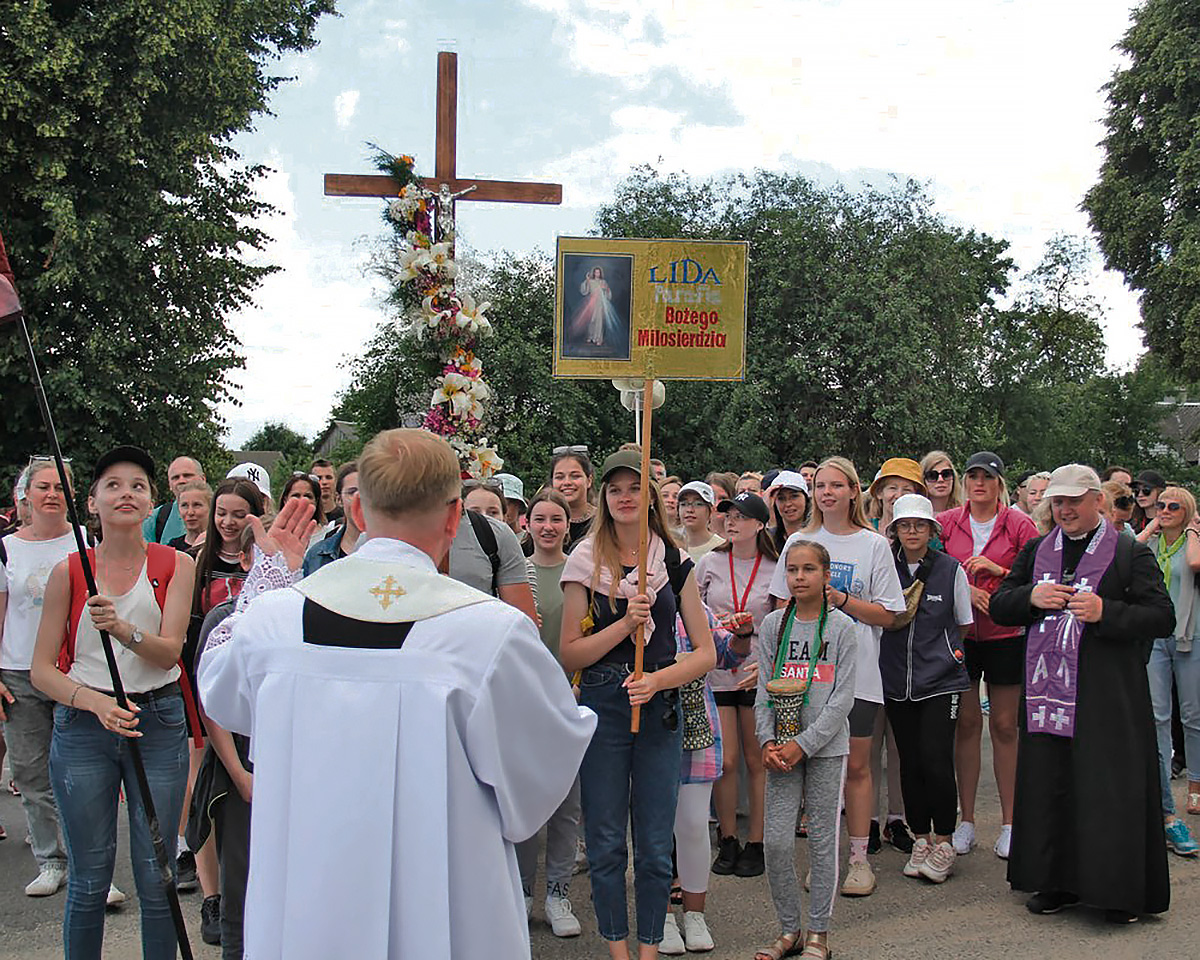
[525,0,1146,365]
[334,89,360,129]
[220,158,386,447]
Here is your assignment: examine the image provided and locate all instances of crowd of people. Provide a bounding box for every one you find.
[0,437,1194,959]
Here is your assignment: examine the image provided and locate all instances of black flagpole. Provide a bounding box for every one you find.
[1,274,194,959]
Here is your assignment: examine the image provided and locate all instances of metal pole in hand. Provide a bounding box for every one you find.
[0,272,195,960]
[630,377,656,734]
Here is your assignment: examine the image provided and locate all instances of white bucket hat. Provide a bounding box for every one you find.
[887,493,941,537]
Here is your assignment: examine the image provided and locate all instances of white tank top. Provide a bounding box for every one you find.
[68,561,180,694]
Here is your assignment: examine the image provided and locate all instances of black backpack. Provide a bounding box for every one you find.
[466,509,501,597]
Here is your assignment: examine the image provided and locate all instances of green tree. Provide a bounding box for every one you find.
[0,0,335,492]
[340,166,1191,487]
[1083,0,1200,372]
[243,421,315,500]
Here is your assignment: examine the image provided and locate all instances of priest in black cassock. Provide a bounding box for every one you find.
[991,463,1173,923]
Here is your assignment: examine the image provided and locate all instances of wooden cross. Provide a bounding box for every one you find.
[324,51,562,212]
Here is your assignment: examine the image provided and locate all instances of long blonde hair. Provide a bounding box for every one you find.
[805,457,870,533]
[919,450,963,510]
[590,469,677,611]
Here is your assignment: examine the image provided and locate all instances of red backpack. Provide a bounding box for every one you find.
[58,543,203,745]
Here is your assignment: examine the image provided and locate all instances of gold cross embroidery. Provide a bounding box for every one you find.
[369,575,406,610]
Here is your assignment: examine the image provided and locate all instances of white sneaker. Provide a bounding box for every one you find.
[840,860,876,897]
[106,883,128,907]
[952,821,976,855]
[682,911,714,952]
[659,912,686,955]
[993,824,1012,860]
[918,841,956,883]
[544,895,581,938]
[903,838,931,877]
[25,862,67,897]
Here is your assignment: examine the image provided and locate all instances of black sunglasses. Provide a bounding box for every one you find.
[1132,484,1158,495]
[1114,496,1133,509]
[924,468,955,483]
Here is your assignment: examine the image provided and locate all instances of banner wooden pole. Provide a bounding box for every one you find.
[631,377,656,733]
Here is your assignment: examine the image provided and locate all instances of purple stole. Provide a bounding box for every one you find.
[1026,521,1116,738]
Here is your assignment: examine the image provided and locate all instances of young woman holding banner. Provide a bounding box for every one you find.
[560,450,716,960]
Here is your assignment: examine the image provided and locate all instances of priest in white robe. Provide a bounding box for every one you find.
[198,429,596,960]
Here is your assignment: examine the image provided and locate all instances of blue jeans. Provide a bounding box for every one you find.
[49,692,189,960]
[579,664,682,945]
[1147,636,1200,815]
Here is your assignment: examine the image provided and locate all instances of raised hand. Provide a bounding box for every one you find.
[247,498,317,572]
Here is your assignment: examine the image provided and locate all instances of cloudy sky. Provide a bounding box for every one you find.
[223,0,1145,447]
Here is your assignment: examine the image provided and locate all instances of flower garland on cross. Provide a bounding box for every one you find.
[373,146,503,478]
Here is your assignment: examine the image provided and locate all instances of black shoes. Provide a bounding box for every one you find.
[175,851,197,893]
[734,841,765,877]
[884,819,915,854]
[866,820,882,855]
[712,835,741,875]
[201,894,222,945]
[1106,909,1138,925]
[1026,891,1080,915]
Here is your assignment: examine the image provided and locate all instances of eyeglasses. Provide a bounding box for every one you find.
[552,445,589,456]
[895,520,930,533]
[1156,501,1184,513]
[924,469,955,483]
[1114,496,1133,509]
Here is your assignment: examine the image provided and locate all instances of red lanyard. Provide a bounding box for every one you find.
[728,550,763,613]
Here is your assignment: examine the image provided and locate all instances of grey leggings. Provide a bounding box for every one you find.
[764,755,846,934]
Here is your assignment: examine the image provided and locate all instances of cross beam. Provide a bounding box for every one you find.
[323,52,562,207]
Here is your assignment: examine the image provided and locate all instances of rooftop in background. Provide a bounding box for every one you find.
[315,420,359,459]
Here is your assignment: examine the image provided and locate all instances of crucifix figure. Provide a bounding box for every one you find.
[324,51,562,230]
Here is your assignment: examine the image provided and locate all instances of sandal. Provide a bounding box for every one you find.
[1187,792,1200,815]
[754,930,802,960]
[670,882,683,905]
[799,932,831,959]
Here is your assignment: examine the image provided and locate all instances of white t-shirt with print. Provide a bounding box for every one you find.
[770,527,906,704]
[0,531,77,670]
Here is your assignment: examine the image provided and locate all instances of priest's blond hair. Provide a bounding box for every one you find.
[359,429,461,518]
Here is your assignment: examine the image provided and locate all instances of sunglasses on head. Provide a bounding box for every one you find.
[553,445,589,456]
[291,471,319,483]
[463,479,503,494]
[1156,501,1184,513]
[924,469,955,483]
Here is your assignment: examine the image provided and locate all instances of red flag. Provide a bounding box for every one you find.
[0,230,21,323]
[0,274,21,324]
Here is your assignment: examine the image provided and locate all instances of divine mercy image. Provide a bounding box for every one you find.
[560,253,633,360]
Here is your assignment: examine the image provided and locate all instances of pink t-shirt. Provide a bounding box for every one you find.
[695,549,778,692]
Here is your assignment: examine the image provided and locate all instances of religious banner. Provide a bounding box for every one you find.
[553,236,748,380]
